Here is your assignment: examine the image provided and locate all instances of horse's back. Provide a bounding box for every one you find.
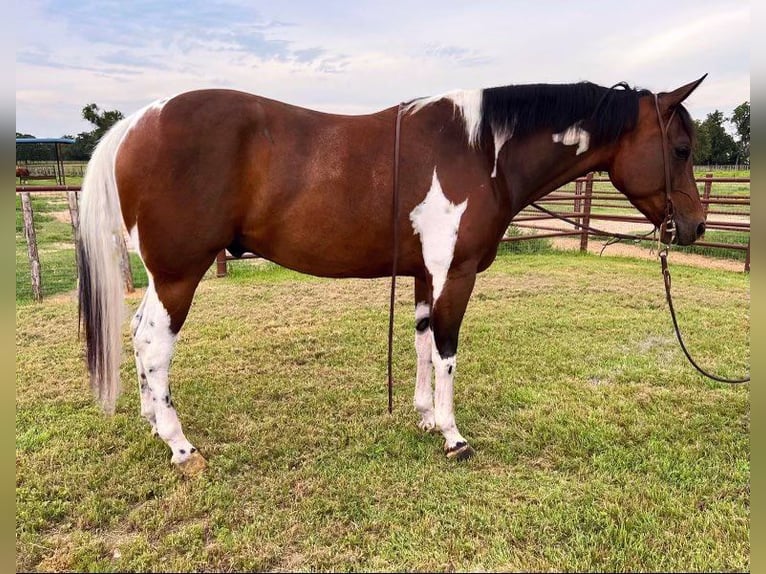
[114,89,399,279]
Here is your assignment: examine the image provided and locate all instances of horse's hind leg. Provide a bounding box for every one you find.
[131,295,156,435]
[413,277,435,431]
[132,274,206,475]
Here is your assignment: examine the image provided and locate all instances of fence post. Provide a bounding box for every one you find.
[745,238,750,273]
[579,173,593,252]
[573,179,582,230]
[117,232,135,293]
[702,172,713,220]
[20,192,43,302]
[67,191,81,274]
[216,250,228,277]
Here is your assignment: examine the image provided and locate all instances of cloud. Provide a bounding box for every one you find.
[423,44,493,66]
[15,1,750,137]
[621,7,749,68]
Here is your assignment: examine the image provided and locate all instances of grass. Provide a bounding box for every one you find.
[16,251,750,572]
[15,193,147,302]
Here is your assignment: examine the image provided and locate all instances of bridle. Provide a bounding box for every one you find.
[651,93,749,384]
[534,93,749,384]
[654,93,677,247]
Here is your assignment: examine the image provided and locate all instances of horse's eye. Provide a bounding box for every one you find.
[674,146,691,160]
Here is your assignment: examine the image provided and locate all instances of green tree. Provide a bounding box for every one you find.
[729,101,749,164]
[74,103,125,158]
[694,110,737,165]
[15,132,54,162]
[692,119,711,165]
[59,133,92,161]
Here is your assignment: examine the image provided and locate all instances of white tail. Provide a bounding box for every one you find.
[78,117,135,414]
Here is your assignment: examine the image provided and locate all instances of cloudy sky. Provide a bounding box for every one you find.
[16,0,749,137]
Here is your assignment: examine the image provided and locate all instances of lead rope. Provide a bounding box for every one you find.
[529,95,748,385]
[652,94,748,384]
[659,251,749,383]
[388,103,404,413]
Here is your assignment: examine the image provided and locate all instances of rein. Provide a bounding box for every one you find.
[388,103,404,414]
[533,93,748,384]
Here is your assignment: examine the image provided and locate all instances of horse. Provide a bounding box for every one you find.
[16,166,30,179]
[77,76,707,474]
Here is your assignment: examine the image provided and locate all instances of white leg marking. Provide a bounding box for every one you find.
[552,123,590,155]
[413,302,435,431]
[131,295,157,434]
[431,332,466,450]
[409,170,468,304]
[133,280,197,464]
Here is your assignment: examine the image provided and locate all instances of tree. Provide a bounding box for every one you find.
[692,120,711,165]
[729,101,749,165]
[71,103,125,159]
[16,132,54,162]
[693,110,737,165]
[60,134,92,161]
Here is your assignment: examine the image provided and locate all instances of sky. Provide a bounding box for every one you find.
[16,0,750,138]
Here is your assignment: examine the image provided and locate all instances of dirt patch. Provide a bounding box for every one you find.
[50,209,72,224]
[550,236,746,273]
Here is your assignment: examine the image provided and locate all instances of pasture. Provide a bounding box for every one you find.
[16,251,749,572]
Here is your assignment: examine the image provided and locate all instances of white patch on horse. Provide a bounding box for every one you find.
[415,301,430,322]
[409,170,468,303]
[405,89,483,146]
[552,123,590,155]
[430,333,467,449]
[129,229,196,464]
[413,301,434,431]
[491,128,512,177]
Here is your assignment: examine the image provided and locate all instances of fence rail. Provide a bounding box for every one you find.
[15,173,751,301]
[502,173,750,272]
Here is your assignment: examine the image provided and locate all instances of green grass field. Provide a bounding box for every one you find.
[16,252,750,572]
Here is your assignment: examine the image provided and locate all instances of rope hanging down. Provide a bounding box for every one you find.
[388,103,404,413]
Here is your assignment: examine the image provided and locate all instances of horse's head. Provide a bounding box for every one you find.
[608,76,707,246]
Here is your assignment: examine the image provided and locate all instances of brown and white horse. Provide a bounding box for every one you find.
[78,77,707,473]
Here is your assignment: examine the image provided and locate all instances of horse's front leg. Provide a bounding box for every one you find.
[413,277,435,432]
[430,269,477,460]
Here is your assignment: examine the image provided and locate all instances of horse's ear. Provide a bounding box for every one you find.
[659,74,708,111]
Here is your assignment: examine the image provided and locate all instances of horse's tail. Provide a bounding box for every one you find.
[78,117,135,414]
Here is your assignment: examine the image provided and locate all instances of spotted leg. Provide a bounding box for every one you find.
[431,270,477,460]
[132,277,206,475]
[130,294,157,435]
[413,277,435,432]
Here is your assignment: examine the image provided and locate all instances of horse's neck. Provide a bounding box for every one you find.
[500,132,613,213]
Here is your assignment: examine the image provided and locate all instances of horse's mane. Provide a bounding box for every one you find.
[482,82,646,145]
[406,81,695,148]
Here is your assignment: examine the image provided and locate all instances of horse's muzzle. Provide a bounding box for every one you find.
[671,219,706,246]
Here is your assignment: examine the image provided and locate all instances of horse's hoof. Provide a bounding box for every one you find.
[445,442,475,461]
[175,451,207,476]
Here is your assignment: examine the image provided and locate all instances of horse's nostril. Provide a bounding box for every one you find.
[696,222,706,238]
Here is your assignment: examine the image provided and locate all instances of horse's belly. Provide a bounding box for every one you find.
[241,223,393,279]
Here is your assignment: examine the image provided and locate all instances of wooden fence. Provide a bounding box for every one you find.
[15,186,134,302]
[505,173,751,271]
[15,173,750,301]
